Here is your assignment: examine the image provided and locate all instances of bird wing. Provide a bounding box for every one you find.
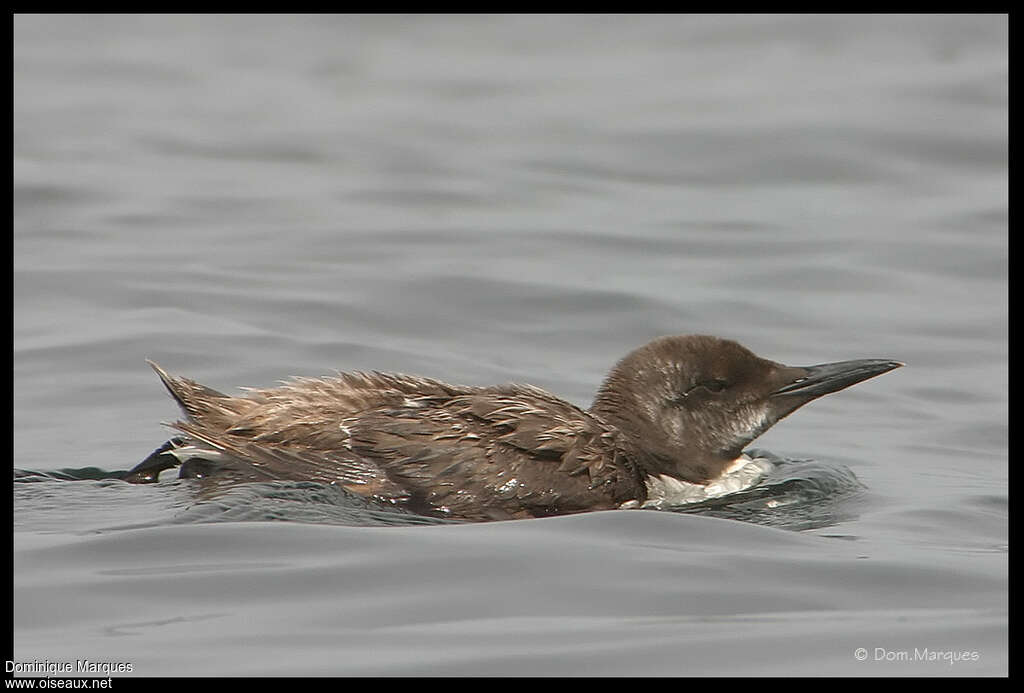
[165,419,413,500]
[345,385,632,520]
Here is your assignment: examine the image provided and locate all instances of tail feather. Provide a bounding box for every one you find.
[147,360,252,426]
[137,360,407,496]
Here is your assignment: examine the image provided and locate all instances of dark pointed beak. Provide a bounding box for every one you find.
[772,359,903,400]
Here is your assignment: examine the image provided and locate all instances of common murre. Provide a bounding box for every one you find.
[125,335,901,521]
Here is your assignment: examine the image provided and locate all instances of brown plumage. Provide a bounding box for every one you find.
[127,336,902,521]
[139,362,639,520]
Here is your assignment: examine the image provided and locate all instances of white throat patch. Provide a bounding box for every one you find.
[621,454,774,510]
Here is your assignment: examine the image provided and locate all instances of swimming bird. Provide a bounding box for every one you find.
[125,335,901,521]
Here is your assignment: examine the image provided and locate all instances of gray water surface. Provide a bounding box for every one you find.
[13,14,1007,676]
